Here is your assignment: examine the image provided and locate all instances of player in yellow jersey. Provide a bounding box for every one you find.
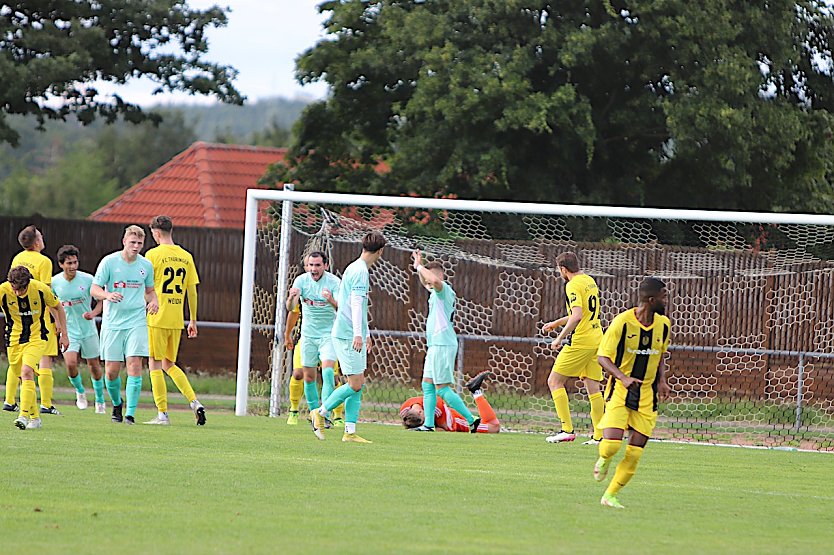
[4,225,62,415]
[594,277,671,509]
[143,216,206,426]
[1,266,69,430]
[542,252,605,444]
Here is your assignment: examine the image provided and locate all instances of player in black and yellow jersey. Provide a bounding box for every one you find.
[1,266,69,430]
[542,252,605,444]
[4,225,61,414]
[593,277,672,509]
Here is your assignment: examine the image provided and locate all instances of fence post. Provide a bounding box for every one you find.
[795,353,805,431]
[456,339,465,394]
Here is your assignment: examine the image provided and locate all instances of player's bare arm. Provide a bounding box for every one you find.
[598,355,642,391]
[145,286,159,315]
[284,307,300,350]
[656,356,671,400]
[286,286,301,310]
[49,304,70,352]
[542,315,569,333]
[187,282,199,338]
[412,250,443,291]
[551,306,583,350]
[91,283,122,303]
[84,297,104,320]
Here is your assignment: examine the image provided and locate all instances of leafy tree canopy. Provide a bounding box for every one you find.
[268,0,834,212]
[0,0,243,147]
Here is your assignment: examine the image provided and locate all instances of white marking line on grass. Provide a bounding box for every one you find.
[652,438,834,455]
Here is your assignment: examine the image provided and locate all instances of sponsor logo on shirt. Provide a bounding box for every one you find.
[113,281,142,289]
[627,347,660,356]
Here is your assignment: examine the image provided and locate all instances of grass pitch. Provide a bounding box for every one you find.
[1,408,830,555]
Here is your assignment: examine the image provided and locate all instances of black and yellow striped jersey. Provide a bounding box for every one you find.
[598,308,671,414]
[0,279,60,347]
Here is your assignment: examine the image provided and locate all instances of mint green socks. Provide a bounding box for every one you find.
[438,386,475,424]
[321,367,336,404]
[303,380,320,410]
[68,374,85,394]
[323,383,355,412]
[344,386,363,424]
[105,376,122,406]
[92,377,105,404]
[422,381,437,428]
[125,375,142,418]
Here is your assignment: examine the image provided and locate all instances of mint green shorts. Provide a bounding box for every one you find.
[423,345,457,384]
[300,335,336,368]
[67,334,100,360]
[100,326,149,362]
[332,336,366,376]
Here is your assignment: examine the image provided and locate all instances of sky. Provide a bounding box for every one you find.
[95,0,330,106]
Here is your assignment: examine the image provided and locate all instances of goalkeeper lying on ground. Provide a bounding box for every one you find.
[400,371,500,433]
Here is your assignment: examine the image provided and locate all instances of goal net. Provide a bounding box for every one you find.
[236,189,834,451]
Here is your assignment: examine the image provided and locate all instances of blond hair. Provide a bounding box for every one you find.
[124,225,146,239]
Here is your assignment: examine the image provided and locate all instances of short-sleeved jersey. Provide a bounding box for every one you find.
[292,271,341,339]
[51,271,97,341]
[564,273,603,348]
[598,308,671,414]
[332,258,370,340]
[93,252,154,330]
[145,244,200,329]
[399,396,468,432]
[0,279,59,347]
[426,283,457,347]
[10,250,53,284]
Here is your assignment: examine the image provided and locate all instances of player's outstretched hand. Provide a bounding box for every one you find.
[187,320,198,338]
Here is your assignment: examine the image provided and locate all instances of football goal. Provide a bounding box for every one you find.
[236,187,834,450]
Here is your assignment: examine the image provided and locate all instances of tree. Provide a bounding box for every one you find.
[0,145,118,218]
[267,0,834,213]
[95,110,197,189]
[0,0,243,147]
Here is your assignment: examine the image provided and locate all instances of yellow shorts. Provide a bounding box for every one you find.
[7,340,48,374]
[598,400,657,438]
[148,327,182,362]
[44,321,58,357]
[551,345,602,381]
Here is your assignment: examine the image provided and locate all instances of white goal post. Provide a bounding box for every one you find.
[235,188,834,450]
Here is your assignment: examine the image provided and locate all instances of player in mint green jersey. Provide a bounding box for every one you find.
[52,245,106,413]
[286,251,341,422]
[91,225,158,425]
[312,232,386,443]
[407,250,479,433]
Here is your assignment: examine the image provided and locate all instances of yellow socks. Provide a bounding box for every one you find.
[150,370,168,412]
[166,365,196,403]
[551,387,573,433]
[589,391,604,440]
[599,438,622,460]
[37,367,54,407]
[606,444,644,496]
[289,375,303,412]
[5,365,20,405]
[20,379,36,418]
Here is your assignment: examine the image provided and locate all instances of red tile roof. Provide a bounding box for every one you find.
[89,142,287,229]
